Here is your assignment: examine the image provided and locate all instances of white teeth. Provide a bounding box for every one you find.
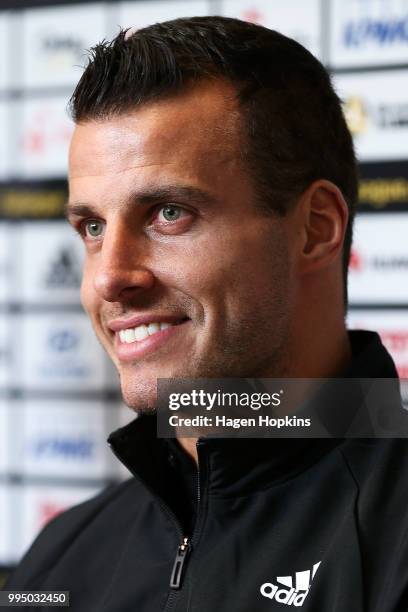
[134,325,149,341]
[148,323,160,335]
[124,329,135,343]
[119,322,176,344]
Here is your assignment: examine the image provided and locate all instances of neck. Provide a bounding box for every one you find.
[177,437,199,464]
[288,318,351,379]
[178,325,352,464]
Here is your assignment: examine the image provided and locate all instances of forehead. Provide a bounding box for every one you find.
[68,79,242,184]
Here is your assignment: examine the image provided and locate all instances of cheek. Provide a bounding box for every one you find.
[155,229,274,316]
[201,230,289,320]
[155,237,229,297]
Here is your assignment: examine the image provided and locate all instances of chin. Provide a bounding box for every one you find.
[122,387,159,414]
[119,371,160,414]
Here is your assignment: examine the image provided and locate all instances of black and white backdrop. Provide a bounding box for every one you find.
[0,0,407,571]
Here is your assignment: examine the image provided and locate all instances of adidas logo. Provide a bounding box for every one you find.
[260,561,321,607]
[44,247,81,289]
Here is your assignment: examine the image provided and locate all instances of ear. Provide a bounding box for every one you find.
[296,179,349,275]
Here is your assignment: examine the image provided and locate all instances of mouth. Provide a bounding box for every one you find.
[117,319,187,344]
[111,317,190,362]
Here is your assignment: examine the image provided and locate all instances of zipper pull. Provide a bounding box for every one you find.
[170,537,191,589]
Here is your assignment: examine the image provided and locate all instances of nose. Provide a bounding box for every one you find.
[92,220,155,302]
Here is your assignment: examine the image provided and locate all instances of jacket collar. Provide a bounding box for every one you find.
[107,331,400,496]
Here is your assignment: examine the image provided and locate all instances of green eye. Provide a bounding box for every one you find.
[85,220,104,237]
[161,205,181,222]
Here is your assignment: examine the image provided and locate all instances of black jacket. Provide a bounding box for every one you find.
[4,331,408,611]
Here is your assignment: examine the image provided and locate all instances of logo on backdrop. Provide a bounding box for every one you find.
[23,106,73,161]
[44,247,81,289]
[41,34,84,56]
[38,31,85,71]
[358,161,408,211]
[344,16,408,48]
[379,331,408,378]
[344,97,408,136]
[37,327,91,380]
[343,97,368,135]
[29,436,95,461]
[260,562,321,607]
[380,331,408,353]
[349,249,408,273]
[48,329,79,353]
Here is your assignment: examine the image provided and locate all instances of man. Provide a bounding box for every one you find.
[4,16,408,612]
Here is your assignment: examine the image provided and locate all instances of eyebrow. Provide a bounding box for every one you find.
[65,184,220,219]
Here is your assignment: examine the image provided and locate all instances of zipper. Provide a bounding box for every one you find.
[169,537,191,589]
[168,460,200,591]
[109,438,208,612]
[164,441,207,612]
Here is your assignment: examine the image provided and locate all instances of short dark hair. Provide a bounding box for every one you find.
[69,16,358,306]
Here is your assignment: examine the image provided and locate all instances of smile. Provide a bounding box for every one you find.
[119,322,176,344]
[114,318,190,361]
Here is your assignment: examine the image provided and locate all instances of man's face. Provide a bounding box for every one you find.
[68,80,296,412]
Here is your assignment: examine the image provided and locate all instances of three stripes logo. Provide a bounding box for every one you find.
[260,561,321,607]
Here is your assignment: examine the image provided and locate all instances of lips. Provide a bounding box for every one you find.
[108,314,188,333]
[109,315,191,362]
[118,319,187,344]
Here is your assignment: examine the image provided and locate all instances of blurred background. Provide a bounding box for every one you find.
[0,0,408,582]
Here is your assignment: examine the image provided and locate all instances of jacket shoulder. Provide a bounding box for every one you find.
[6,478,138,589]
[339,438,408,514]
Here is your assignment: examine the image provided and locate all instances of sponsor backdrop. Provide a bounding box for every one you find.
[0,0,407,572]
